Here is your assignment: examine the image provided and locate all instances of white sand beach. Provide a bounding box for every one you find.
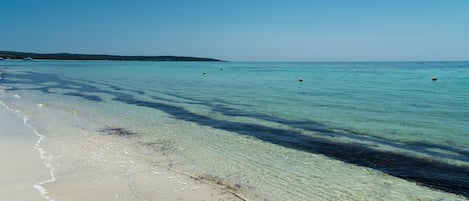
[0,103,48,201]
[0,97,243,201]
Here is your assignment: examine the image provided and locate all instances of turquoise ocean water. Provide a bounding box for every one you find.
[1,60,468,200]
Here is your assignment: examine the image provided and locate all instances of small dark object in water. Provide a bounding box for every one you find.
[432,77,437,81]
[203,72,207,75]
[220,68,223,71]
[298,78,304,82]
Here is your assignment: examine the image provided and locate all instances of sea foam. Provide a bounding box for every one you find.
[0,100,57,201]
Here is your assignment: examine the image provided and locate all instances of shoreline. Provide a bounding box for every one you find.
[0,101,50,201]
[0,94,245,201]
[1,61,467,201]
[0,100,57,201]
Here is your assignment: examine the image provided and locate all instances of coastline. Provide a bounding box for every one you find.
[0,50,222,62]
[1,61,467,201]
[0,102,48,201]
[0,93,244,201]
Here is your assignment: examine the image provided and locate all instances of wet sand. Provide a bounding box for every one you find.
[0,103,47,201]
[0,99,244,201]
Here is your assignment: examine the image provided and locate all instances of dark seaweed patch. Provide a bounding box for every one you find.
[3,70,469,197]
[192,174,241,192]
[139,139,175,154]
[63,92,103,102]
[100,127,137,136]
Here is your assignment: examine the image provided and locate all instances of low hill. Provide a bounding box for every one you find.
[0,51,221,62]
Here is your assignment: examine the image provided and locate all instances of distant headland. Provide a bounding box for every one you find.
[0,51,222,62]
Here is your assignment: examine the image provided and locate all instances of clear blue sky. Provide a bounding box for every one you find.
[1,0,468,61]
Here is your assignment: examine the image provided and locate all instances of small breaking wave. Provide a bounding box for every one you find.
[0,100,57,201]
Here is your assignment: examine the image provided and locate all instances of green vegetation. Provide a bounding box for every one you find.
[0,51,221,61]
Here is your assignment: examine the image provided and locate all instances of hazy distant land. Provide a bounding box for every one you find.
[0,51,221,62]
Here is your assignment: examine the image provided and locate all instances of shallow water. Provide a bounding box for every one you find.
[1,60,468,200]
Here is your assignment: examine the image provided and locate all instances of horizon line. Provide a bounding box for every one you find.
[1,50,468,63]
